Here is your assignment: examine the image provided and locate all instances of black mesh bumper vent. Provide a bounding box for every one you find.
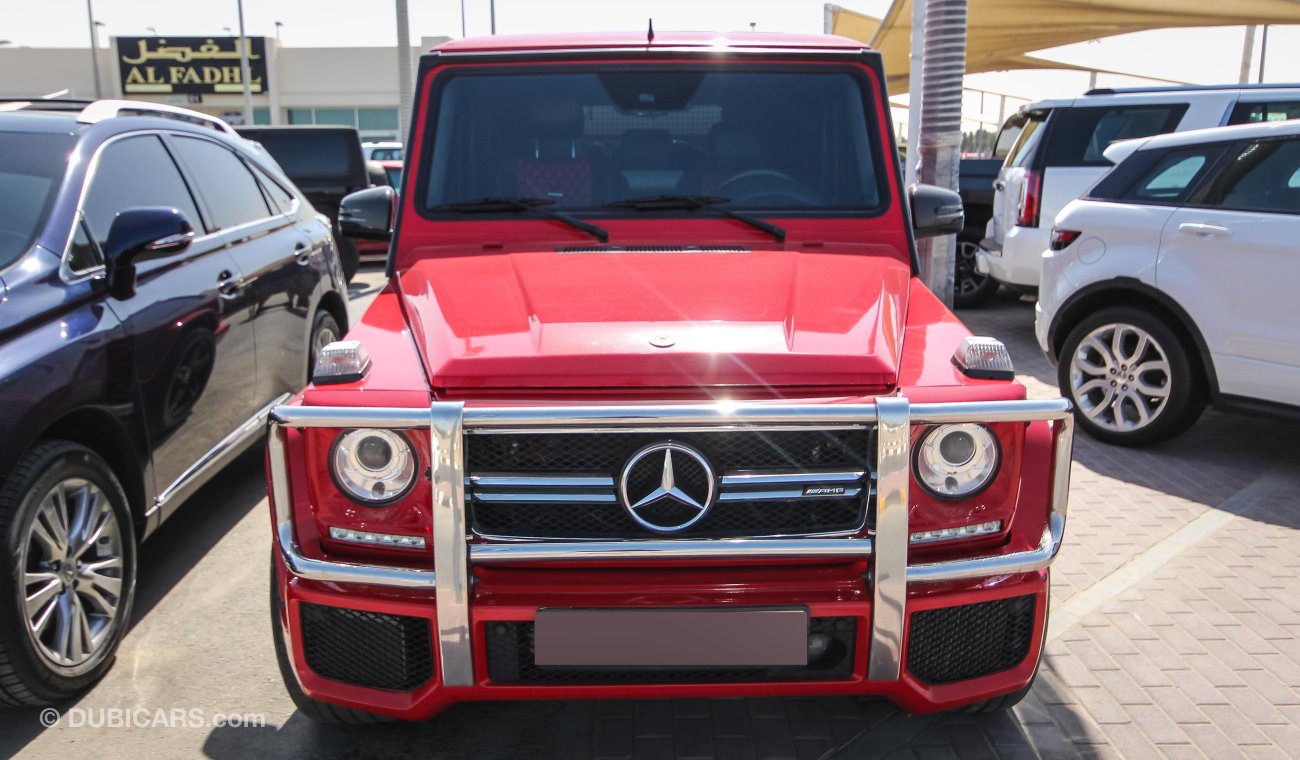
[485,617,856,685]
[906,595,1037,685]
[300,603,434,691]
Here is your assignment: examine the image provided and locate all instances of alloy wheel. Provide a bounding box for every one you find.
[955,240,991,296]
[1068,322,1172,433]
[19,478,125,675]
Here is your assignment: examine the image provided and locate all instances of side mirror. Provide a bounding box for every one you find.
[910,183,965,238]
[339,186,396,241]
[105,207,194,300]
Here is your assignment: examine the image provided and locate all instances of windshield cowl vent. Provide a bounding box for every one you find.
[556,246,751,254]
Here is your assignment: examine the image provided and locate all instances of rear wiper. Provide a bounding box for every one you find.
[428,196,609,242]
[603,195,786,242]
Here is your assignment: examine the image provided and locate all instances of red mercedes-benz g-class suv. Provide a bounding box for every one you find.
[266,31,1074,723]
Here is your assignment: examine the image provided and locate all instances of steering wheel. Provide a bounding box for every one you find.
[716,169,819,206]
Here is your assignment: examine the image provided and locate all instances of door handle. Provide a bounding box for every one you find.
[1177,222,1232,238]
[294,242,312,267]
[217,270,243,300]
[994,180,1006,191]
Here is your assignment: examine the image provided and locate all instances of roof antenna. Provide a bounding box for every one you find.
[647,18,655,45]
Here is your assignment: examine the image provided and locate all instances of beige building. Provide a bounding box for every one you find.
[0,35,449,141]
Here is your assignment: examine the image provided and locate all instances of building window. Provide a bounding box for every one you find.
[281,107,399,141]
[253,107,271,125]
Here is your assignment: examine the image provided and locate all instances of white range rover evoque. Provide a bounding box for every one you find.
[1037,118,1300,445]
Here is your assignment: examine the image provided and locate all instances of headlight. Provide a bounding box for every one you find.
[914,423,1000,500]
[330,429,417,505]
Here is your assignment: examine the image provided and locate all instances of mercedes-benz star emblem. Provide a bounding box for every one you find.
[618,442,716,534]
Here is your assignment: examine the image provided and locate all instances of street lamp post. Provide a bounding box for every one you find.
[236,0,254,125]
[85,0,102,98]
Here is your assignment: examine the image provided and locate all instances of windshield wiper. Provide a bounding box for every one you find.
[428,197,609,242]
[603,195,786,242]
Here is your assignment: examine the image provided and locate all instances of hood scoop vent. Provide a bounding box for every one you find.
[557,245,751,254]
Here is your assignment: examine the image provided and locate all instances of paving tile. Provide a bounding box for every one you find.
[1195,704,1272,746]
[1121,704,1187,745]
[634,736,676,760]
[712,699,753,738]
[594,717,636,760]
[635,701,674,738]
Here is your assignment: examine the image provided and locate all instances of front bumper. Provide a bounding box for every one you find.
[268,398,1073,718]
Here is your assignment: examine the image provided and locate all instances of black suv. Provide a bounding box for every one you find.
[235,126,370,282]
[0,100,349,706]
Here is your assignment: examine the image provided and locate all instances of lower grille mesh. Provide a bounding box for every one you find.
[300,603,433,691]
[473,498,864,539]
[486,617,856,685]
[906,595,1037,685]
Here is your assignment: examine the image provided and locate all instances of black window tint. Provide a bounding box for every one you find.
[0,132,75,270]
[66,218,101,272]
[1044,105,1188,167]
[372,148,402,160]
[1124,146,1222,204]
[253,164,296,214]
[83,135,202,246]
[172,137,271,230]
[1227,101,1300,125]
[1201,138,1300,214]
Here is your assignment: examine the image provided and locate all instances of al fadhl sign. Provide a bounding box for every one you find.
[117,36,269,95]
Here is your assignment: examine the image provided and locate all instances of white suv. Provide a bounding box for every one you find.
[978,85,1300,301]
[1037,119,1300,445]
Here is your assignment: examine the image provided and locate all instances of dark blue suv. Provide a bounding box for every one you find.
[0,100,348,706]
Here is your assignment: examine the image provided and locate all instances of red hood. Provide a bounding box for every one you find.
[397,249,911,392]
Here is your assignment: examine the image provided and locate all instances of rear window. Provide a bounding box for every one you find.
[1002,111,1047,169]
[0,132,74,270]
[245,131,361,182]
[1044,105,1188,168]
[1228,101,1300,125]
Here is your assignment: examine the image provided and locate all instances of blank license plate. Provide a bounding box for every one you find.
[534,607,809,667]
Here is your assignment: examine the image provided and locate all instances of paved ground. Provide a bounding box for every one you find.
[3,275,1297,759]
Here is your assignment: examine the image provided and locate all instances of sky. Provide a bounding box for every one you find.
[4,0,1298,127]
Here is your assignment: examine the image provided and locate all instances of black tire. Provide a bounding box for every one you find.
[337,235,360,284]
[269,554,393,724]
[0,442,136,707]
[307,310,342,380]
[1057,306,1205,446]
[953,235,1000,309]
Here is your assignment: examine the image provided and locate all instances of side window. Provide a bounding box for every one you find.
[252,164,297,215]
[1044,105,1188,167]
[1004,112,1047,169]
[1200,138,1300,214]
[1227,101,1300,125]
[82,135,203,247]
[66,217,102,273]
[1123,147,1222,204]
[170,136,271,230]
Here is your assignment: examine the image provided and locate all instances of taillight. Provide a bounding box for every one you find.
[1016,170,1042,228]
[1049,229,1081,251]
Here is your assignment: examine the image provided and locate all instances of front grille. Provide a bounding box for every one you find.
[468,430,870,472]
[466,429,871,540]
[300,603,434,691]
[486,617,856,684]
[905,595,1037,685]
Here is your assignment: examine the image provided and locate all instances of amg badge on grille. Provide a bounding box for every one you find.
[803,486,847,496]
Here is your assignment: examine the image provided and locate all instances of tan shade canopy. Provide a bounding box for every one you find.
[829,0,1300,94]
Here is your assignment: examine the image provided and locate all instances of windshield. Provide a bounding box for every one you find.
[422,67,885,213]
[0,132,74,271]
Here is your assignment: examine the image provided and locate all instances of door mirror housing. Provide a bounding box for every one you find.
[339,186,396,241]
[910,183,965,238]
[104,207,195,300]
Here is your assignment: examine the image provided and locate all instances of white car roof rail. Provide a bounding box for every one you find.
[76,99,238,136]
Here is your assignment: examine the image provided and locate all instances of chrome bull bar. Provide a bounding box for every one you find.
[267,397,1074,687]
